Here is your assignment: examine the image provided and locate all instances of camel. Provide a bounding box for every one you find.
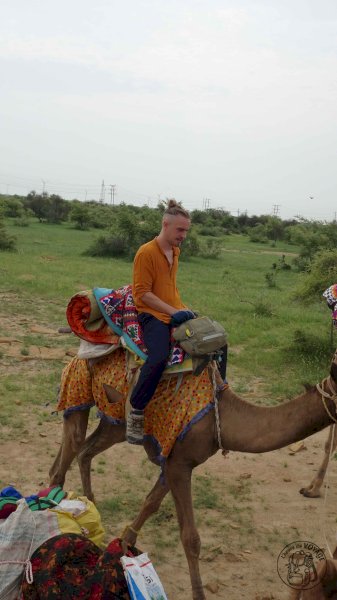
[49,351,337,600]
[287,547,337,599]
[300,424,337,498]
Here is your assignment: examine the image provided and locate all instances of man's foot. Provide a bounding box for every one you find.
[126,409,144,445]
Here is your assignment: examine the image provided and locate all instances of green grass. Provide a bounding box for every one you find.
[1,217,335,407]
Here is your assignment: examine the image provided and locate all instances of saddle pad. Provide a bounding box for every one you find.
[57,350,214,459]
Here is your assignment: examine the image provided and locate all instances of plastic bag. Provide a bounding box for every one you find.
[51,492,105,548]
[120,552,168,600]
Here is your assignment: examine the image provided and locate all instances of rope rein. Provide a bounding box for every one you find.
[210,363,229,457]
[316,375,337,423]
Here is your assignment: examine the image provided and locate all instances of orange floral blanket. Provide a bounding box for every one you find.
[57,349,214,459]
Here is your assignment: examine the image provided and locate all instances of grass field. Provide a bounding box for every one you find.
[1,218,337,598]
[1,218,334,400]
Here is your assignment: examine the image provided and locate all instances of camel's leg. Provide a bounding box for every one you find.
[300,425,337,498]
[49,409,90,488]
[77,419,126,502]
[122,476,170,547]
[167,459,205,600]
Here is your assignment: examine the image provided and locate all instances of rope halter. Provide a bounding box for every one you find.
[317,373,337,423]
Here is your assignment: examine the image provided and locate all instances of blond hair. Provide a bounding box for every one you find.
[163,199,190,220]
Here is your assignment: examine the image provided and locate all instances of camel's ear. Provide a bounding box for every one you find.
[103,384,123,404]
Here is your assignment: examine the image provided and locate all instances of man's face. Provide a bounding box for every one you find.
[163,215,191,247]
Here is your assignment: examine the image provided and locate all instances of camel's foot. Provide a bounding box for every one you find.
[49,474,65,488]
[299,485,321,498]
[121,524,138,548]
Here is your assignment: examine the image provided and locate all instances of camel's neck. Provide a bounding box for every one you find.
[219,384,335,453]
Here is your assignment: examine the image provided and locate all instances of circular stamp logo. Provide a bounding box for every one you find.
[277,540,326,590]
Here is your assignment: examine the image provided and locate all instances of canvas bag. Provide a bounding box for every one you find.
[172,316,227,357]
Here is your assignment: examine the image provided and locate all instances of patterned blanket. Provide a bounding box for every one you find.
[67,285,185,367]
[57,349,214,460]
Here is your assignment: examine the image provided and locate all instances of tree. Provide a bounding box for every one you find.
[26,191,51,222]
[47,195,71,223]
[70,203,91,230]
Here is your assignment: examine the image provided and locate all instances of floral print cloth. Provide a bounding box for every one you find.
[57,349,214,459]
[21,534,140,599]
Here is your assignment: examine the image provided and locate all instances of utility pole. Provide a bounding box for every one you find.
[41,179,46,194]
[272,204,280,216]
[99,180,105,203]
[109,184,116,206]
[202,197,211,210]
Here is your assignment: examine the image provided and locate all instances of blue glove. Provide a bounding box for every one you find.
[170,310,195,326]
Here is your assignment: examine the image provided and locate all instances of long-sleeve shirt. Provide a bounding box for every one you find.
[132,238,185,324]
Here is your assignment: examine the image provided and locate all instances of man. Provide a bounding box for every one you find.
[127,199,194,444]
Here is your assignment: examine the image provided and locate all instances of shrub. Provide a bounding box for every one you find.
[200,238,223,259]
[249,224,268,244]
[0,215,17,251]
[293,249,337,302]
[179,229,201,260]
[287,329,334,361]
[14,216,30,227]
[85,205,162,258]
[85,234,128,257]
[265,272,277,288]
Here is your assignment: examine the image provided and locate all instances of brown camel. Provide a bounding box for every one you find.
[49,352,337,600]
[300,424,337,498]
[287,546,337,599]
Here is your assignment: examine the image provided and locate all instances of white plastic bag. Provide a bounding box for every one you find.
[120,552,168,600]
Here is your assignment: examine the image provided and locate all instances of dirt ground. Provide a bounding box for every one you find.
[1,326,337,599]
[0,406,337,600]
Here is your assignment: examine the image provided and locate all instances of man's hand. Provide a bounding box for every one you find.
[170,310,195,326]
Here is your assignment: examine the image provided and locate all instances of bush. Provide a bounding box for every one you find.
[200,238,223,259]
[198,225,223,237]
[265,272,277,288]
[287,329,334,361]
[293,249,337,302]
[85,205,162,258]
[179,229,201,260]
[249,224,269,244]
[0,217,16,251]
[85,234,129,257]
[13,216,30,227]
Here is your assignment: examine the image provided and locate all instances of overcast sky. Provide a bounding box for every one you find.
[1,0,336,220]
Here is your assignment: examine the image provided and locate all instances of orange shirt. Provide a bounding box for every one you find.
[132,238,185,324]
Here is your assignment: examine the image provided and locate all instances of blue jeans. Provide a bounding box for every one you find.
[130,313,171,411]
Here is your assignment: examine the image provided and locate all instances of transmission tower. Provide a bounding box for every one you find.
[109,184,116,205]
[99,180,105,203]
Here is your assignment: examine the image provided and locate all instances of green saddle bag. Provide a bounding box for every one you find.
[172,316,227,357]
